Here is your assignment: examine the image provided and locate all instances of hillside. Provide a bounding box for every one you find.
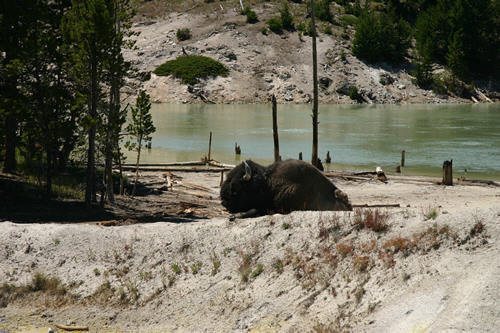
[122,0,499,104]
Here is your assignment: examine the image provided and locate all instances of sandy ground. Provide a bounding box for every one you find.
[1,171,500,332]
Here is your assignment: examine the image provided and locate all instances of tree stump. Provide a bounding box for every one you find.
[235,143,241,155]
[442,160,453,186]
[298,152,302,160]
[325,151,331,163]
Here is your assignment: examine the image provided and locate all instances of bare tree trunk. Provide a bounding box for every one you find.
[310,0,319,168]
[442,160,453,186]
[132,135,143,196]
[272,95,280,162]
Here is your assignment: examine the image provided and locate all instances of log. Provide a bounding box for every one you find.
[442,160,453,186]
[352,204,401,208]
[208,160,235,168]
[121,166,231,172]
[122,161,205,167]
[55,324,89,331]
[208,131,212,162]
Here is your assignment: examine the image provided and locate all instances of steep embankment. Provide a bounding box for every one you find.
[1,178,499,332]
[122,2,497,105]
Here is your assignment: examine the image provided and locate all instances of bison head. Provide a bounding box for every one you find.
[220,160,271,213]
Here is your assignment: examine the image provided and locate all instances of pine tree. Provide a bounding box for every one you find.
[126,91,155,196]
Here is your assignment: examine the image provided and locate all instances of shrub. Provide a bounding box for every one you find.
[261,27,268,35]
[242,6,258,24]
[280,3,294,31]
[154,55,229,85]
[267,17,283,34]
[312,0,334,23]
[176,28,191,41]
[336,243,354,257]
[340,14,358,27]
[323,24,333,35]
[349,87,363,103]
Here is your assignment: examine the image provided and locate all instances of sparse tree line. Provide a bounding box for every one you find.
[0,0,154,207]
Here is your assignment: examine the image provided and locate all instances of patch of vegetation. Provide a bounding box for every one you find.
[176,28,191,41]
[153,55,229,85]
[171,263,182,275]
[251,264,264,278]
[280,3,294,31]
[272,258,284,274]
[267,17,283,34]
[423,206,438,220]
[191,262,202,275]
[352,10,411,63]
[336,243,354,257]
[353,208,389,232]
[340,14,358,27]
[93,268,101,276]
[282,222,291,230]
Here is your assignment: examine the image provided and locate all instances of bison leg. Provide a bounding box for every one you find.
[229,208,259,221]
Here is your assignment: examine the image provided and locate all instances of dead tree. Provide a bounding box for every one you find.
[235,143,241,155]
[272,95,281,162]
[442,160,453,186]
[310,0,320,169]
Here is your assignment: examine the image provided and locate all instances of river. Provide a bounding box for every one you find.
[124,103,500,180]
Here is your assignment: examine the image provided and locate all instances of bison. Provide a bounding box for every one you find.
[220,159,352,217]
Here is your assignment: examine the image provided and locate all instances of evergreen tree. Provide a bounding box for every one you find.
[126,91,155,196]
[63,0,134,206]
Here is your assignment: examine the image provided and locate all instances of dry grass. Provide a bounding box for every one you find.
[353,209,389,232]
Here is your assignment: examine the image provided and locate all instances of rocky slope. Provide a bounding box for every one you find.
[122,1,498,104]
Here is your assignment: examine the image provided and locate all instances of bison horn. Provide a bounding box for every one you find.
[243,161,252,181]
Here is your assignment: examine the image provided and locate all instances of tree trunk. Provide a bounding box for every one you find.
[272,95,280,162]
[310,0,319,169]
[46,148,53,196]
[442,160,453,186]
[3,112,17,173]
[132,136,142,196]
[85,59,98,207]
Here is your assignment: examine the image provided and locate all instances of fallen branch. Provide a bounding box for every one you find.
[121,166,231,172]
[179,181,213,192]
[352,204,401,208]
[177,3,199,16]
[55,324,89,331]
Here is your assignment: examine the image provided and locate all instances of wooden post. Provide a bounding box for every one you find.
[208,131,212,161]
[442,160,453,186]
[299,152,302,160]
[235,143,241,155]
[220,170,224,187]
[401,150,406,167]
[272,95,280,162]
[325,151,331,163]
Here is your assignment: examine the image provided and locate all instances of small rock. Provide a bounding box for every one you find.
[319,77,332,89]
[379,72,394,85]
[409,91,417,97]
[279,72,291,80]
[264,77,273,83]
[47,329,54,333]
[397,84,406,90]
[285,84,296,91]
[284,91,294,102]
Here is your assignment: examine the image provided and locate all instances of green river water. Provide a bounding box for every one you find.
[125,103,500,180]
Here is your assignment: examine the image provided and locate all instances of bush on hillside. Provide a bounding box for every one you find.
[153,55,229,85]
[280,3,294,31]
[241,6,258,23]
[176,28,191,41]
[267,17,283,34]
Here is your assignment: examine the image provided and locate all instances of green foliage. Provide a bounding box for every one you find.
[415,0,500,80]
[126,91,155,154]
[345,0,362,16]
[349,87,363,103]
[176,28,191,41]
[340,14,358,27]
[280,3,294,31]
[352,10,411,63]
[241,6,258,23]
[154,55,229,85]
[314,0,334,23]
[267,17,283,34]
[412,53,434,89]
